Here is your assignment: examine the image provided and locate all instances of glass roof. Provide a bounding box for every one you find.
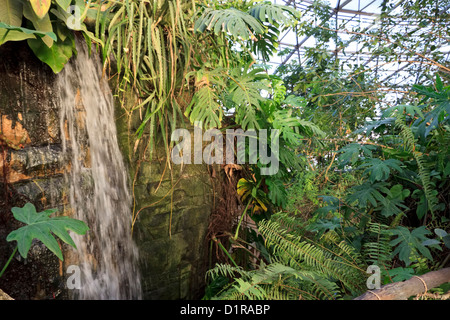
[260,0,450,107]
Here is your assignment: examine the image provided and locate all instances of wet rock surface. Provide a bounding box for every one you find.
[0,41,68,300]
[1,40,219,300]
[116,100,219,299]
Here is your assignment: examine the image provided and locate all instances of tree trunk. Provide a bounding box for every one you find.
[354,268,450,300]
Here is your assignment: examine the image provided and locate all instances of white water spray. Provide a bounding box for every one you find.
[58,38,141,299]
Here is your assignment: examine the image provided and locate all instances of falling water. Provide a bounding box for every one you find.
[57,37,142,299]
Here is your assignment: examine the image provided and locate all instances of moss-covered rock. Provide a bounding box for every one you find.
[115,90,219,299]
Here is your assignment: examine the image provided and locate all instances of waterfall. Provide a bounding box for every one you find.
[57,37,142,299]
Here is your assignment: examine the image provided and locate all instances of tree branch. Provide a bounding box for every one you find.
[354,268,450,300]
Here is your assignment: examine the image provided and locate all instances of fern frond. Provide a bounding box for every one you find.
[258,219,366,296]
[207,212,368,300]
[395,118,438,220]
[362,222,392,267]
[208,262,341,300]
[206,262,247,280]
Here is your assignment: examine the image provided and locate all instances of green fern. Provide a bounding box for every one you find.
[206,213,367,300]
[207,261,342,300]
[394,118,438,220]
[362,222,392,268]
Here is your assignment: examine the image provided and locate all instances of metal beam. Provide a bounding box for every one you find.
[274,0,352,74]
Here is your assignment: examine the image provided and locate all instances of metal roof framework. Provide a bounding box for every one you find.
[265,0,450,98]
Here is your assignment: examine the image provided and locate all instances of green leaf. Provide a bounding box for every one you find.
[434,228,448,238]
[0,22,57,45]
[443,235,450,249]
[382,104,424,119]
[376,184,409,217]
[195,8,264,40]
[435,74,443,92]
[337,143,376,166]
[389,184,410,200]
[0,27,36,44]
[386,267,414,282]
[249,2,299,25]
[29,0,51,19]
[227,66,268,130]
[390,226,433,266]
[444,162,450,177]
[0,0,23,26]
[358,158,403,183]
[282,95,307,109]
[6,203,89,260]
[416,193,428,219]
[266,177,287,208]
[347,182,389,208]
[421,239,440,246]
[55,0,72,11]
[23,3,54,47]
[378,196,408,217]
[307,217,342,234]
[27,32,74,73]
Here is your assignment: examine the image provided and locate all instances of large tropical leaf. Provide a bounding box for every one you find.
[347,182,390,208]
[194,7,264,40]
[248,2,299,26]
[185,67,226,129]
[227,66,269,130]
[412,76,450,139]
[6,203,89,261]
[0,22,57,45]
[55,0,72,11]
[29,0,51,19]
[247,0,301,61]
[337,143,377,166]
[23,3,54,47]
[376,184,409,217]
[358,158,403,183]
[0,0,23,26]
[265,177,287,208]
[27,30,74,73]
[390,226,433,266]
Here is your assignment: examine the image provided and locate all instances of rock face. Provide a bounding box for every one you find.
[0,41,66,300]
[0,41,218,300]
[116,99,219,299]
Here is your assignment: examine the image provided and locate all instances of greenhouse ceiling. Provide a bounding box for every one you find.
[264,0,450,99]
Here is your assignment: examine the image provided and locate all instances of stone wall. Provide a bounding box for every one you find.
[0,41,67,299]
[116,97,220,299]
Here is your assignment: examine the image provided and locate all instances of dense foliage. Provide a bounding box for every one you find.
[1,0,449,300]
[199,0,450,300]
